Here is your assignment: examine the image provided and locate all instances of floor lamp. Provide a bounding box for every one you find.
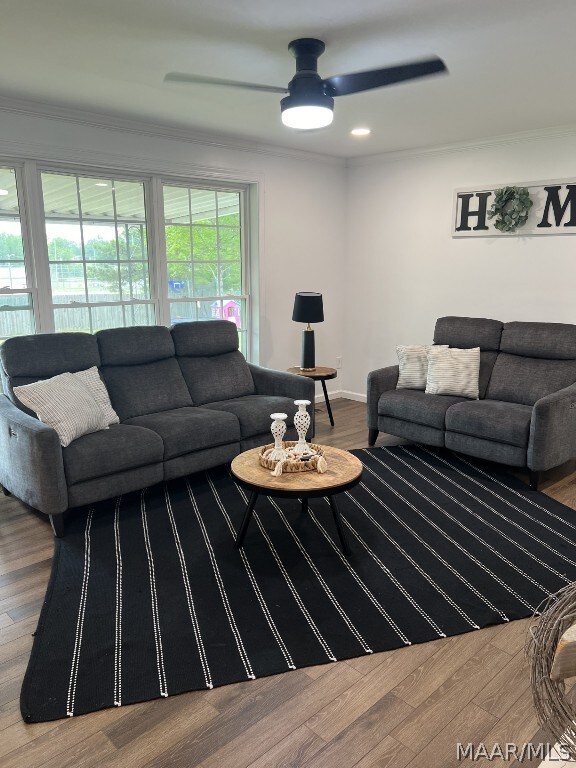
[292,292,324,370]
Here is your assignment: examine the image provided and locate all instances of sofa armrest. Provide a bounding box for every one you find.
[367,365,399,430]
[248,363,316,436]
[528,383,576,471]
[0,395,68,515]
[249,364,315,400]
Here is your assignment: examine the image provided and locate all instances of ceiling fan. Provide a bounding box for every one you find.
[165,38,447,130]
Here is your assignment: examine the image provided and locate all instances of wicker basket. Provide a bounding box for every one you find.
[259,442,325,473]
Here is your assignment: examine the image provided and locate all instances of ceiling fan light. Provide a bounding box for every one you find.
[281,90,334,130]
[281,105,333,129]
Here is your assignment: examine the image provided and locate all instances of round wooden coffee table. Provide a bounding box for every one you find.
[231,445,362,556]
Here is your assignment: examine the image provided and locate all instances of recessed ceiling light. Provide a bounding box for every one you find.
[350,127,371,137]
[0,189,9,196]
[95,182,108,187]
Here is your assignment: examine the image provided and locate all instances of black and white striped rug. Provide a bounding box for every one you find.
[21,446,576,722]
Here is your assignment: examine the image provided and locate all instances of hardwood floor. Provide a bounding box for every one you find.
[1,398,573,767]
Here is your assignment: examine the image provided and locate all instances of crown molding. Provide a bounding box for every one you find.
[0,136,269,186]
[346,123,576,167]
[0,94,345,168]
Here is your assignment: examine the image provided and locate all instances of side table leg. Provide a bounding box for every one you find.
[328,496,351,556]
[235,491,258,549]
[321,379,334,427]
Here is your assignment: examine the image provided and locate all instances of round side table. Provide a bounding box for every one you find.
[286,366,337,427]
[231,445,362,556]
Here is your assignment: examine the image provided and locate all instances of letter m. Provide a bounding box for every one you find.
[537,185,576,228]
[456,743,474,759]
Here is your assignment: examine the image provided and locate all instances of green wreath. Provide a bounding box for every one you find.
[487,186,533,233]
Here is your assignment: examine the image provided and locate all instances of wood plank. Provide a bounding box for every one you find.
[473,648,531,718]
[40,731,118,768]
[0,613,14,629]
[472,692,541,768]
[404,702,497,768]
[0,559,51,590]
[354,735,416,768]
[245,724,325,768]
[491,617,532,656]
[391,624,507,708]
[191,664,362,768]
[307,641,442,742]
[0,633,34,665]
[0,616,37,647]
[303,693,413,768]
[392,643,510,752]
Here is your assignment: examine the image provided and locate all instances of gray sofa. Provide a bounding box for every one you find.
[0,320,314,535]
[367,316,576,486]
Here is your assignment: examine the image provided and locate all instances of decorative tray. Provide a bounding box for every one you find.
[259,441,327,476]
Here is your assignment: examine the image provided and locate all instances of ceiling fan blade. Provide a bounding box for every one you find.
[324,56,447,97]
[164,72,288,94]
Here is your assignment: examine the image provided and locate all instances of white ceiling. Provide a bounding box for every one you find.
[2,0,576,158]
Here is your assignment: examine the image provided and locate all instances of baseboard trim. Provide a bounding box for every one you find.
[312,390,366,404]
[340,390,367,403]
[314,389,342,404]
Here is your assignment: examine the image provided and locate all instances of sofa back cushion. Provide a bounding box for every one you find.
[434,316,503,351]
[500,321,576,359]
[486,321,576,406]
[0,332,100,416]
[97,326,192,420]
[486,354,576,406]
[172,320,255,405]
[433,316,503,399]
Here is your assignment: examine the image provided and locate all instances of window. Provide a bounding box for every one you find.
[163,185,248,353]
[0,167,35,339]
[0,162,254,356]
[41,172,155,332]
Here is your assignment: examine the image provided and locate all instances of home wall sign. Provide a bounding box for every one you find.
[453,178,576,237]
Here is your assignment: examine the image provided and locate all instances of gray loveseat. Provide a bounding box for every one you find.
[367,316,576,487]
[0,320,314,535]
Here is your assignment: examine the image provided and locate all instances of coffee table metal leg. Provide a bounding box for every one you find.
[321,379,334,427]
[328,496,351,556]
[235,491,258,548]
[301,497,308,514]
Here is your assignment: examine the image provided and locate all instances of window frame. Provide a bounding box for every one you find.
[0,158,255,358]
[158,175,252,359]
[0,163,40,337]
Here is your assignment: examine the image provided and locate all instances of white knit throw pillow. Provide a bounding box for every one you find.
[14,372,108,447]
[73,367,119,425]
[396,345,448,390]
[425,346,481,399]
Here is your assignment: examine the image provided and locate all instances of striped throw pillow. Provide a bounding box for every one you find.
[396,345,448,390]
[14,373,109,447]
[425,346,480,399]
[73,367,119,426]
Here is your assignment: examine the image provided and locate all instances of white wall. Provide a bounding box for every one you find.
[0,104,346,376]
[343,131,576,397]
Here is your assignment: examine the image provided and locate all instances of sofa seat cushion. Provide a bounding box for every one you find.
[125,407,240,460]
[63,424,164,485]
[201,396,297,439]
[378,389,467,430]
[445,400,533,447]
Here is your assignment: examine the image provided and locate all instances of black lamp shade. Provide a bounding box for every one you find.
[292,292,324,324]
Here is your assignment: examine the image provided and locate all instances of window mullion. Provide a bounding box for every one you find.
[19,161,55,333]
[146,176,169,326]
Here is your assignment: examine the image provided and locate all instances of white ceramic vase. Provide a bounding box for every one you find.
[269,412,288,461]
[292,400,312,455]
